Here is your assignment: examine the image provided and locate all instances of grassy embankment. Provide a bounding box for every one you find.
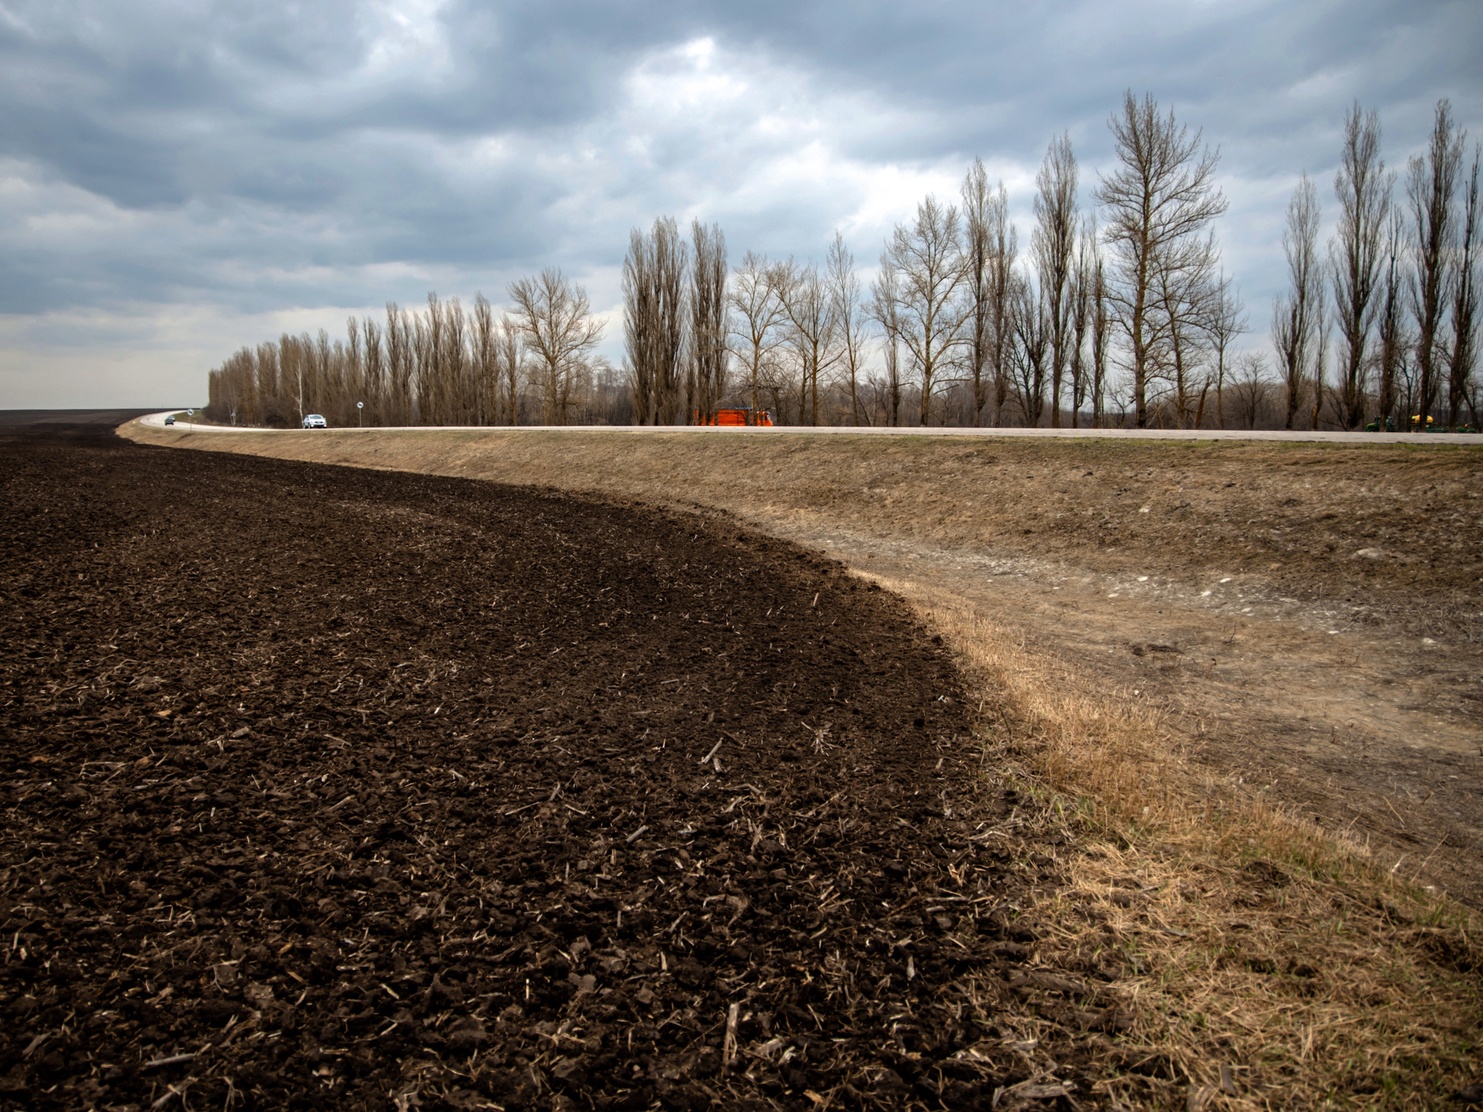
[125,421,1482,1108]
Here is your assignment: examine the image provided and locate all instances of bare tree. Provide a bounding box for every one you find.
[385,302,414,426]
[1374,211,1409,430]
[509,268,604,426]
[256,340,281,423]
[1033,134,1079,426]
[1273,175,1324,429]
[868,261,904,427]
[827,231,867,425]
[624,217,689,424]
[345,316,364,424]
[205,346,250,425]
[499,313,523,425]
[315,328,337,422]
[1330,103,1391,429]
[1154,253,1219,426]
[881,195,969,425]
[961,159,999,425]
[653,219,689,423]
[1200,272,1245,429]
[278,332,304,421]
[729,252,789,423]
[778,260,840,425]
[208,294,528,429]
[1009,272,1049,425]
[1068,227,1092,427]
[988,187,1018,424]
[625,226,658,425]
[955,171,1018,424]
[1407,98,1466,428]
[442,296,470,424]
[473,293,500,425]
[1096,91,1228,428]
[361,316,384,423]
[690,220,728,424]
[770,260,801,422]
[1229,353,1272,430]
[415,295,443,423]
[1088,235,1111,426]
[1449,145,1481,427]
[1309,314,1330,430]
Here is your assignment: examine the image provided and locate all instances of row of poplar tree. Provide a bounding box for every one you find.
[205,93,1480,431]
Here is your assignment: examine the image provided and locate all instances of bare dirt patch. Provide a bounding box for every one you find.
[3,421,1123,1109]
[127,425,1483,908]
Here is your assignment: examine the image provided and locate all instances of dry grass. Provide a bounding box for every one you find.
[894,575,1482,1109]
[124,422,1483,1106]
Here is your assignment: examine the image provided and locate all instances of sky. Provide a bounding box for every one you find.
[1,0,1480,408]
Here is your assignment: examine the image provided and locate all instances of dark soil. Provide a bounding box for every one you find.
[0,416,1107,1110]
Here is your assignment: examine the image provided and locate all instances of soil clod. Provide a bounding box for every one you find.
[0,418,1106,1108]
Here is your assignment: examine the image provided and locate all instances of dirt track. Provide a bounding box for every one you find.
[1,418,1109,1109]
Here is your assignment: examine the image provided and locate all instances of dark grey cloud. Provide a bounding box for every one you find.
[0,0,1480,405]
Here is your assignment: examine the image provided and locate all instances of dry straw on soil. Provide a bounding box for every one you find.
[125,422,1483,1107]
[895,576,1481,1110]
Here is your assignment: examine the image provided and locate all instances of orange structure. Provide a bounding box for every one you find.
[695,407,774,426]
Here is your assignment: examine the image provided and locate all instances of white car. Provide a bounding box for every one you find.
[302,414,327,429]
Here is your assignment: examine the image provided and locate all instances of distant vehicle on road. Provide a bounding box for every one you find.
[164,415,176,425]
[302,414,327,429]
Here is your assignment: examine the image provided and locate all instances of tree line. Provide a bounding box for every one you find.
[1274,99,1479,430]
[206,92,1480,431]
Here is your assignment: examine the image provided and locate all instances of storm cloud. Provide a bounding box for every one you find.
[1,0,1478,405]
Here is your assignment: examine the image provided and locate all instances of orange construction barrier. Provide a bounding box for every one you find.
[694,408,774,426]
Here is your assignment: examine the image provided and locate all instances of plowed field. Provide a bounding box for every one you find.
[1,418,1103,1109]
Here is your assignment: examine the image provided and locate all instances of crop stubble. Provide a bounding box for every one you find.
[0,420,1108,1109]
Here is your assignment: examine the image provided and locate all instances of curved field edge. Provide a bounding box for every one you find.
[123,423,1483,637]
[4,431,1078,1109]
[122,420,1483,1108]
